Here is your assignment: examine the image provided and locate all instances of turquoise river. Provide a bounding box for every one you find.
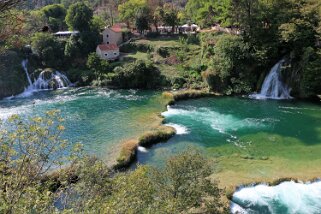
[0,88,320,214]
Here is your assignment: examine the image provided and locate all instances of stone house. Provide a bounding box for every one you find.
[96,44,120,61]
[102,23,128,45]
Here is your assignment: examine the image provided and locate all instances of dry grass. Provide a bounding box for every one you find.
[138,126,176,147]
[115,140,139,169]
[163,89,221,105]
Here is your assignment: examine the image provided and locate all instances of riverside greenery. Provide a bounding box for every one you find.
[0,111,228,213]
[3,0,321,98]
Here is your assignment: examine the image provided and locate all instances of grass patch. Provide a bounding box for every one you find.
[115,140,138,169]
[162,89,221,105]
[138,126,176,147]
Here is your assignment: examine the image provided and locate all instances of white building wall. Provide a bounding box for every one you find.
[102,28,123,45]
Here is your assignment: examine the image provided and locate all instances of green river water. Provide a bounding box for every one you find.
[1,88,321,213]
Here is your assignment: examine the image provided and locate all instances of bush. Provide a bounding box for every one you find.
[146,31,160,38]
[300,48,321,97]
[65,68,93,86]
[120,42,153,53]
[31,32,64,67]
[107,60,163,89]
[0,50,26,98]
[204,34,254,94]
[86,52,110,80]
[104,150,228,213]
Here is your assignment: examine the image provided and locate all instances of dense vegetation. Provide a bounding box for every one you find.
[1,0,320,98]
[0,0,320,211]
[0,111,228,213]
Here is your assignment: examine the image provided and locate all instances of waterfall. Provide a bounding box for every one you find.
[250,60,292,100]
[18,60,71,98]
[22,60,33,86]
[33,70,71,90]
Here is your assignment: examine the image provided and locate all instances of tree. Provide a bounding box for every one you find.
[31,32,64,67]
[102,150,228,213]
[135,6,150,34]
[41,4,67,32]
[118,0,147,26]
[0,0,23,15]
[86,52,110,80]
[65,2,93,32]
[158,3,179,32]
[108,60,162,89]
[0,111,75,213]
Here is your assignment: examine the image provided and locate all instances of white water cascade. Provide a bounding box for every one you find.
[250,60,292,100]
[19,60,71,98]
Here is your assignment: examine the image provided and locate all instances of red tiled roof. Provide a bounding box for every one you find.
[110,23,127,33]
[97,44,119,51]
[110,26,122,33]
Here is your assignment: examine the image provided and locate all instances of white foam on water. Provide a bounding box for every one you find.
[165,123,189,135]
[162,106,269,134]
[137,146,148,153]
[14,60,72,98]
[231,181,321,214]
[250,60,292,100]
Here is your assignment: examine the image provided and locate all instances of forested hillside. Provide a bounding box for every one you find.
[1,0,320,98]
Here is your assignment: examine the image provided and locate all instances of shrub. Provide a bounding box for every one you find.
[146,31,160,38]
[300,48,321,97]
[104,150,228,213]
[0,111,79,213]
[86,52,110,80]
[107,60,163,89]
[204,34,255,94]
[31,32,64,67]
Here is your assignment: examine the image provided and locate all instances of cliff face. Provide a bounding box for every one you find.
[0,51,27,99]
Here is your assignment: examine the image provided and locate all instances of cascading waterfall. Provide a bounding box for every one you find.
[19,60,71,98]
[22,60,33,86]
[250,60,292,100]
[33,70,71,90]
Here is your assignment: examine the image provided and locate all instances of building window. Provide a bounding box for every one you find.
[105,53,108,56]
[107,42,109,44]
[114,52,117,55]
[106,34,109,38]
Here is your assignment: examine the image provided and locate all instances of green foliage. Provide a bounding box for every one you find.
[157,3,179,31]
[300,48,321,96]
[107,60,162,89]
[204,34,253,94]
[135,6,151,33]
[0,111,227,213]
[41,4,66,31]
[185,0,220,27]
[31,32,64,67]
[0,50,26,99]
[65,2,93,32]
[118,0,147,25]
[106,150,227,213]
[0,111,74,213]
[86,52,110,80]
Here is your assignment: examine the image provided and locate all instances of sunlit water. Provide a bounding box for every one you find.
[136,97,321,213]
[0,88,163,160]
[1,90,321,212]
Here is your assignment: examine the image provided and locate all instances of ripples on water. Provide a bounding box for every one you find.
[231,181,321,214]
[0,88,160,159]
